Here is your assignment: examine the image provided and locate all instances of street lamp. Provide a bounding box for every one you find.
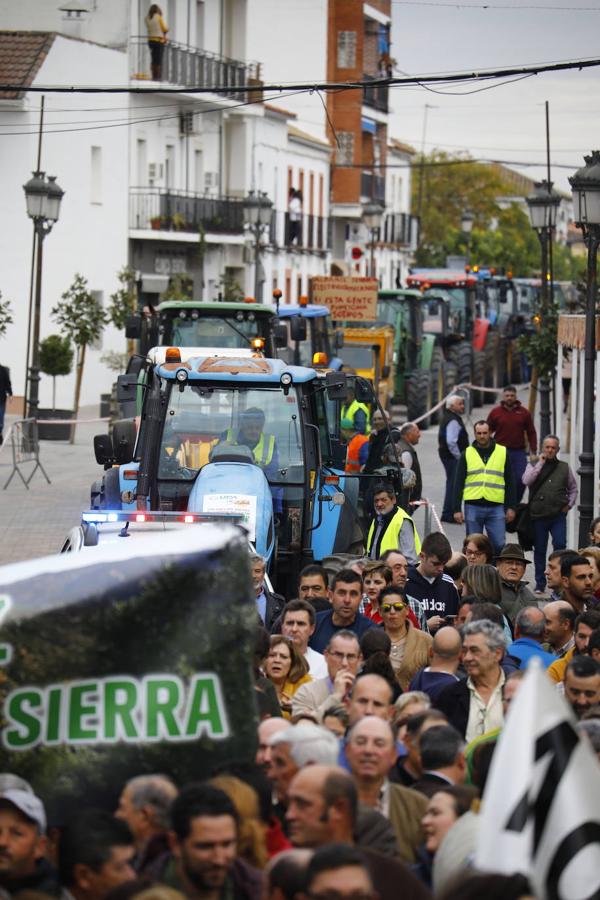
[23,170,65,420]
[460,209,474,265]
[525,179,561,442]
[243,190,273,301]
[362,200,384,278]
[569,151,600,546]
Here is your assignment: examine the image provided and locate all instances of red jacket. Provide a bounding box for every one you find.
[487,400,537,452]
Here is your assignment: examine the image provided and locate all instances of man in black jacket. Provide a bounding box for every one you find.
[0,363,12,445]
[406,532,459,632]
[438,394,468,522]
[251,554,285,630]
[397,422,422,513]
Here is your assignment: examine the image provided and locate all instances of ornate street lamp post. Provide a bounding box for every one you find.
[460,209,474,265]
[570,152,600,545]
[243,190,273,301]
[23,170,65,419]
[526,179,561,442]
[362,200,384,279]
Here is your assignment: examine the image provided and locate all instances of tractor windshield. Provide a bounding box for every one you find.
[342,344,375,370]
[161,311,269,349]
[158,383,305,484]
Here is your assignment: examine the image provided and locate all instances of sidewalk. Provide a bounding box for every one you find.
[0,407,109,566]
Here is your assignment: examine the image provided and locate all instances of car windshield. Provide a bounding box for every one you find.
[162,313,265,349]
[342,344,375,369]
[158,383,304,483]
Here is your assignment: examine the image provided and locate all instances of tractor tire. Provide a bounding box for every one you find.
[444,361,459,397]
[429,347,446,425]
[485,333,506,389]
[510,344,523,383]
[447,341,473,388]
[96,466,122,511]
[407,369,433,430]
[472,350,486,408]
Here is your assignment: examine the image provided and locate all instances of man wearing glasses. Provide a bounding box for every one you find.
[292,631,362,721]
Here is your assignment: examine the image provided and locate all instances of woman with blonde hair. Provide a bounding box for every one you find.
[462,563,502,606]
[145,5,169,80]
[209,775,268,870]
[265,635,311,718]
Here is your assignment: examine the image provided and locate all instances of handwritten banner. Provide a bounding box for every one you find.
[311,276,378,322]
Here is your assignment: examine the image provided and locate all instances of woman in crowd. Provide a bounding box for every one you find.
[462,565,512,642]
[462,533,494,565]
[589,516,600,547]
[265,635,311,719]
[414,785,479,888]
[362,561,393,622]
[379,585,432,691]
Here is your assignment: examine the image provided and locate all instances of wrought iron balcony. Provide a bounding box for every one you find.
[268,211,330,251]
[130,38,248,98]
[130,188,244,234]
[362,75,389,113]
[361,171,386,202]
[383,213,420,250]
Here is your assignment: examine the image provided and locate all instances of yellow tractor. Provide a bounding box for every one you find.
[340,325,395,412]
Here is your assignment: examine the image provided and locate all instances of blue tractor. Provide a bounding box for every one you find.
[276,303,344,370]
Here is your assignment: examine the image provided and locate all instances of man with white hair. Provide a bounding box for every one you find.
[268,723,340,808]
[250,553,284,629]
[438,393,468,523]
[115,774,178,874]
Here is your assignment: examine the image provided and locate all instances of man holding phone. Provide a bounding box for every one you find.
[406,533,460,633]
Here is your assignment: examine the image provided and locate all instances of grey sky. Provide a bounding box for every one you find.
[390,0,600,190]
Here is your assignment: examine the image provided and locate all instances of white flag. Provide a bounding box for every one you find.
[475,660,600,900]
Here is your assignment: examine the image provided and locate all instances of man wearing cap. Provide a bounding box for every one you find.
[0,789,60,896]
[495,544,537,625]
[522,434,578,594]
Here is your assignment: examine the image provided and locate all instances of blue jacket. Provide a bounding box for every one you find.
[506,637,556,669]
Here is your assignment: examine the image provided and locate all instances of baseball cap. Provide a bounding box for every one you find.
[0,789,46,833]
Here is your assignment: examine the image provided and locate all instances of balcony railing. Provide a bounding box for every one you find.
[268,212,330,251]
[130,38,248,98]
[361,171,386,202]
[362,75,389,113]
[130,188,244,234]
[383,213,420,250]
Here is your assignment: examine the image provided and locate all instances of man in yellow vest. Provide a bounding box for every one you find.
[341,386,370,435]
[366,481,421,565]
[453,420,516,556]
[222,407,281,512]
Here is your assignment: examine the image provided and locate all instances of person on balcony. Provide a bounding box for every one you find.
[145,4,169,81]
[288,189,302,245]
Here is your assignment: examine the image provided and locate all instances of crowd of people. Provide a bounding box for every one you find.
[2,389,600,900]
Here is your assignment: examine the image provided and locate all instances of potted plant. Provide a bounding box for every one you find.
[150,215,162,230]
[38,334,74,440]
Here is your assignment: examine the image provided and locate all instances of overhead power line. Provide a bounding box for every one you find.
[0,55,599,96]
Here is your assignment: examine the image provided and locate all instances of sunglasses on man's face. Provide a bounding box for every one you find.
[381,602,406,613]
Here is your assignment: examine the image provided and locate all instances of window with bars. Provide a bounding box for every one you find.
[337,31,357,68]
[336,132,354,166]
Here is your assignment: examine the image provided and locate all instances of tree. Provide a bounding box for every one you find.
[160,274,194,302]
[39,335,73,411]
[108,266,137,330]
[0,292,13,339]
[217,271,245,302]
[51,274,107,443]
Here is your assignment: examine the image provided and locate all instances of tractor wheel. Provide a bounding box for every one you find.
[447,341,473,388]
[429,347,446,425]
[485,333,506,388]
[99,467,122,510]
[510,343,523,383]
[472,350,486,407]
[444,361,458,396]
[407,368,433,430]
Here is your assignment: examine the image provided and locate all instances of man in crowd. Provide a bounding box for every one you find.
[494,544,537,623]
[522,434,578,594]
[0,790,59,896]
[346,674,394,726]
[151,783,262,899]
[390,710,448,787]
[546,609,600,684]
[453,420,516,555]
[303,845,375,900]
[545,549,579,601]
[406,533,459,631]
[436,620,506,741]
[264,849,312,900]
[344,717,427,863]
[268,724,340,813]
[366,482,421,566]
[115,774,178,875]
[341,386,370,435]
[396,422,422,513]
[438,393,469,523]
[411,724,467,797]
[506,606,556,669]
[257,718,291,774]
[380,550,428,631]
[281,599,328,678]
[59,810,136,900]
[564,657,600,719]
[560,554,595,614]
[408,626,463,701]
[285,765,430,900]
[310,570,375,653]
[293,631,362,720]
[487,384,537,503]
[251,554,284,630]
[543,600,576,660]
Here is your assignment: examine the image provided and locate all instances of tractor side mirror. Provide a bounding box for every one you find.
[274,322,288,348]
[93,434,114,467]
[325,370,348,401]
[117,373,139,419]
[290,316,307,342]
[354,377,374,404]
[335,329,344,349]
[125,314,141,339]
[112,418,137,464]
[125,354,146,376]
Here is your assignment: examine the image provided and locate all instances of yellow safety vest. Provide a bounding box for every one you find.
[366,507,422,557]
[463,444,507,504]
[341,399,370,431]
[225,428,275,466]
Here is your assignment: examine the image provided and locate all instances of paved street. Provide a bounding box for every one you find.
[0,386,534,568]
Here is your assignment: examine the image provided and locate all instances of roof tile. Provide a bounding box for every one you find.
[0,32,56,100]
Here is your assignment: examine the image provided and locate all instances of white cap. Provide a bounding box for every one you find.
[0,789,46,833]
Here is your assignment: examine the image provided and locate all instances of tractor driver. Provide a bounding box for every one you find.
[222,407,283,513]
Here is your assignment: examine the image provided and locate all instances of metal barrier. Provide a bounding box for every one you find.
[3,419,51,490]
